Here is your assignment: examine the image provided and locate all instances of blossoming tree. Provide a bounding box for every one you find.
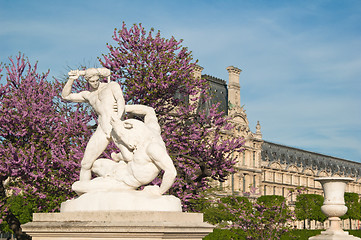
[0,54,92,238]
[100,23,244,209]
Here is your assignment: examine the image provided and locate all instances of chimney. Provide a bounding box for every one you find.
[190,65,204,108]
[192,65,204,80]
[226,66,242,107]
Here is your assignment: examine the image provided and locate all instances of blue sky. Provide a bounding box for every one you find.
[1,0,360,162]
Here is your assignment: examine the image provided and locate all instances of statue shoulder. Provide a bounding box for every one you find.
[108,81,121,88]
[105,82,122,93]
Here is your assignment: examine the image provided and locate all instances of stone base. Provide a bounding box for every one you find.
[22,211,214,240]
[60,191,182,212]
[309,230,361,240]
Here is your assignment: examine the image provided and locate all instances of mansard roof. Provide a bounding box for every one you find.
[201,74,228,115]
[202,74,227,86]
[261,140,361,178]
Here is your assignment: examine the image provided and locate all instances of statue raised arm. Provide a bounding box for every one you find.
[61,68,125,181]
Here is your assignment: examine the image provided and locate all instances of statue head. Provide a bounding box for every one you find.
[83,68,111,88]
[84,68,100,80]
[83,68,101,89]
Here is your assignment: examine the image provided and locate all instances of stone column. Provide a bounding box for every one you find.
[226,66,242,108]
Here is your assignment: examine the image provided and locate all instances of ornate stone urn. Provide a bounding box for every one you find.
[309,177,361,240]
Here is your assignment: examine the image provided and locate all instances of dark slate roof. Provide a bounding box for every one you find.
[201,74,228,115]
[261,140,361,178]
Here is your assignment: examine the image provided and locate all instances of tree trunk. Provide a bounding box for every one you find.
[5,212,31,240]
[0,177,31,240]
[0,176,6,198]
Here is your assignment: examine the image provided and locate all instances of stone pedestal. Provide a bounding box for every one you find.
[22,211,214,240]
[60,191,182,212]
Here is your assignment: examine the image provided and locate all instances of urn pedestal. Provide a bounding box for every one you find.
[309,177,361,240]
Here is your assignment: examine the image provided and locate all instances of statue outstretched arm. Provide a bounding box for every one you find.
[62,70,88,102]
[125,105,161,134]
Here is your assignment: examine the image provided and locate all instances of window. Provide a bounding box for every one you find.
[273,172,276,182]
[253,151,256,167]
[242,175,246,192]
[231,173,234,194]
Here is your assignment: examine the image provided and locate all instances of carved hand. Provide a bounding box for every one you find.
[68,70,80,80]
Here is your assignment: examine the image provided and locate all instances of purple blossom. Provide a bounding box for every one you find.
[100,23,244,210]
[0,54,92,230]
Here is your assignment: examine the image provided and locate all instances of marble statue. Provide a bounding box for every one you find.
[61,68,180,212]
[72,104,177,196]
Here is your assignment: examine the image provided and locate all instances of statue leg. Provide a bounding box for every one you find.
[79,127,109,181]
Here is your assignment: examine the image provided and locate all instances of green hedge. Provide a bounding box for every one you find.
[204,229,361,240]
[349,230,361,237]
[280,230,321,240]
[203,229,246,240]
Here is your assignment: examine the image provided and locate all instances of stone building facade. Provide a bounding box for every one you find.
[193,66,361,229]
